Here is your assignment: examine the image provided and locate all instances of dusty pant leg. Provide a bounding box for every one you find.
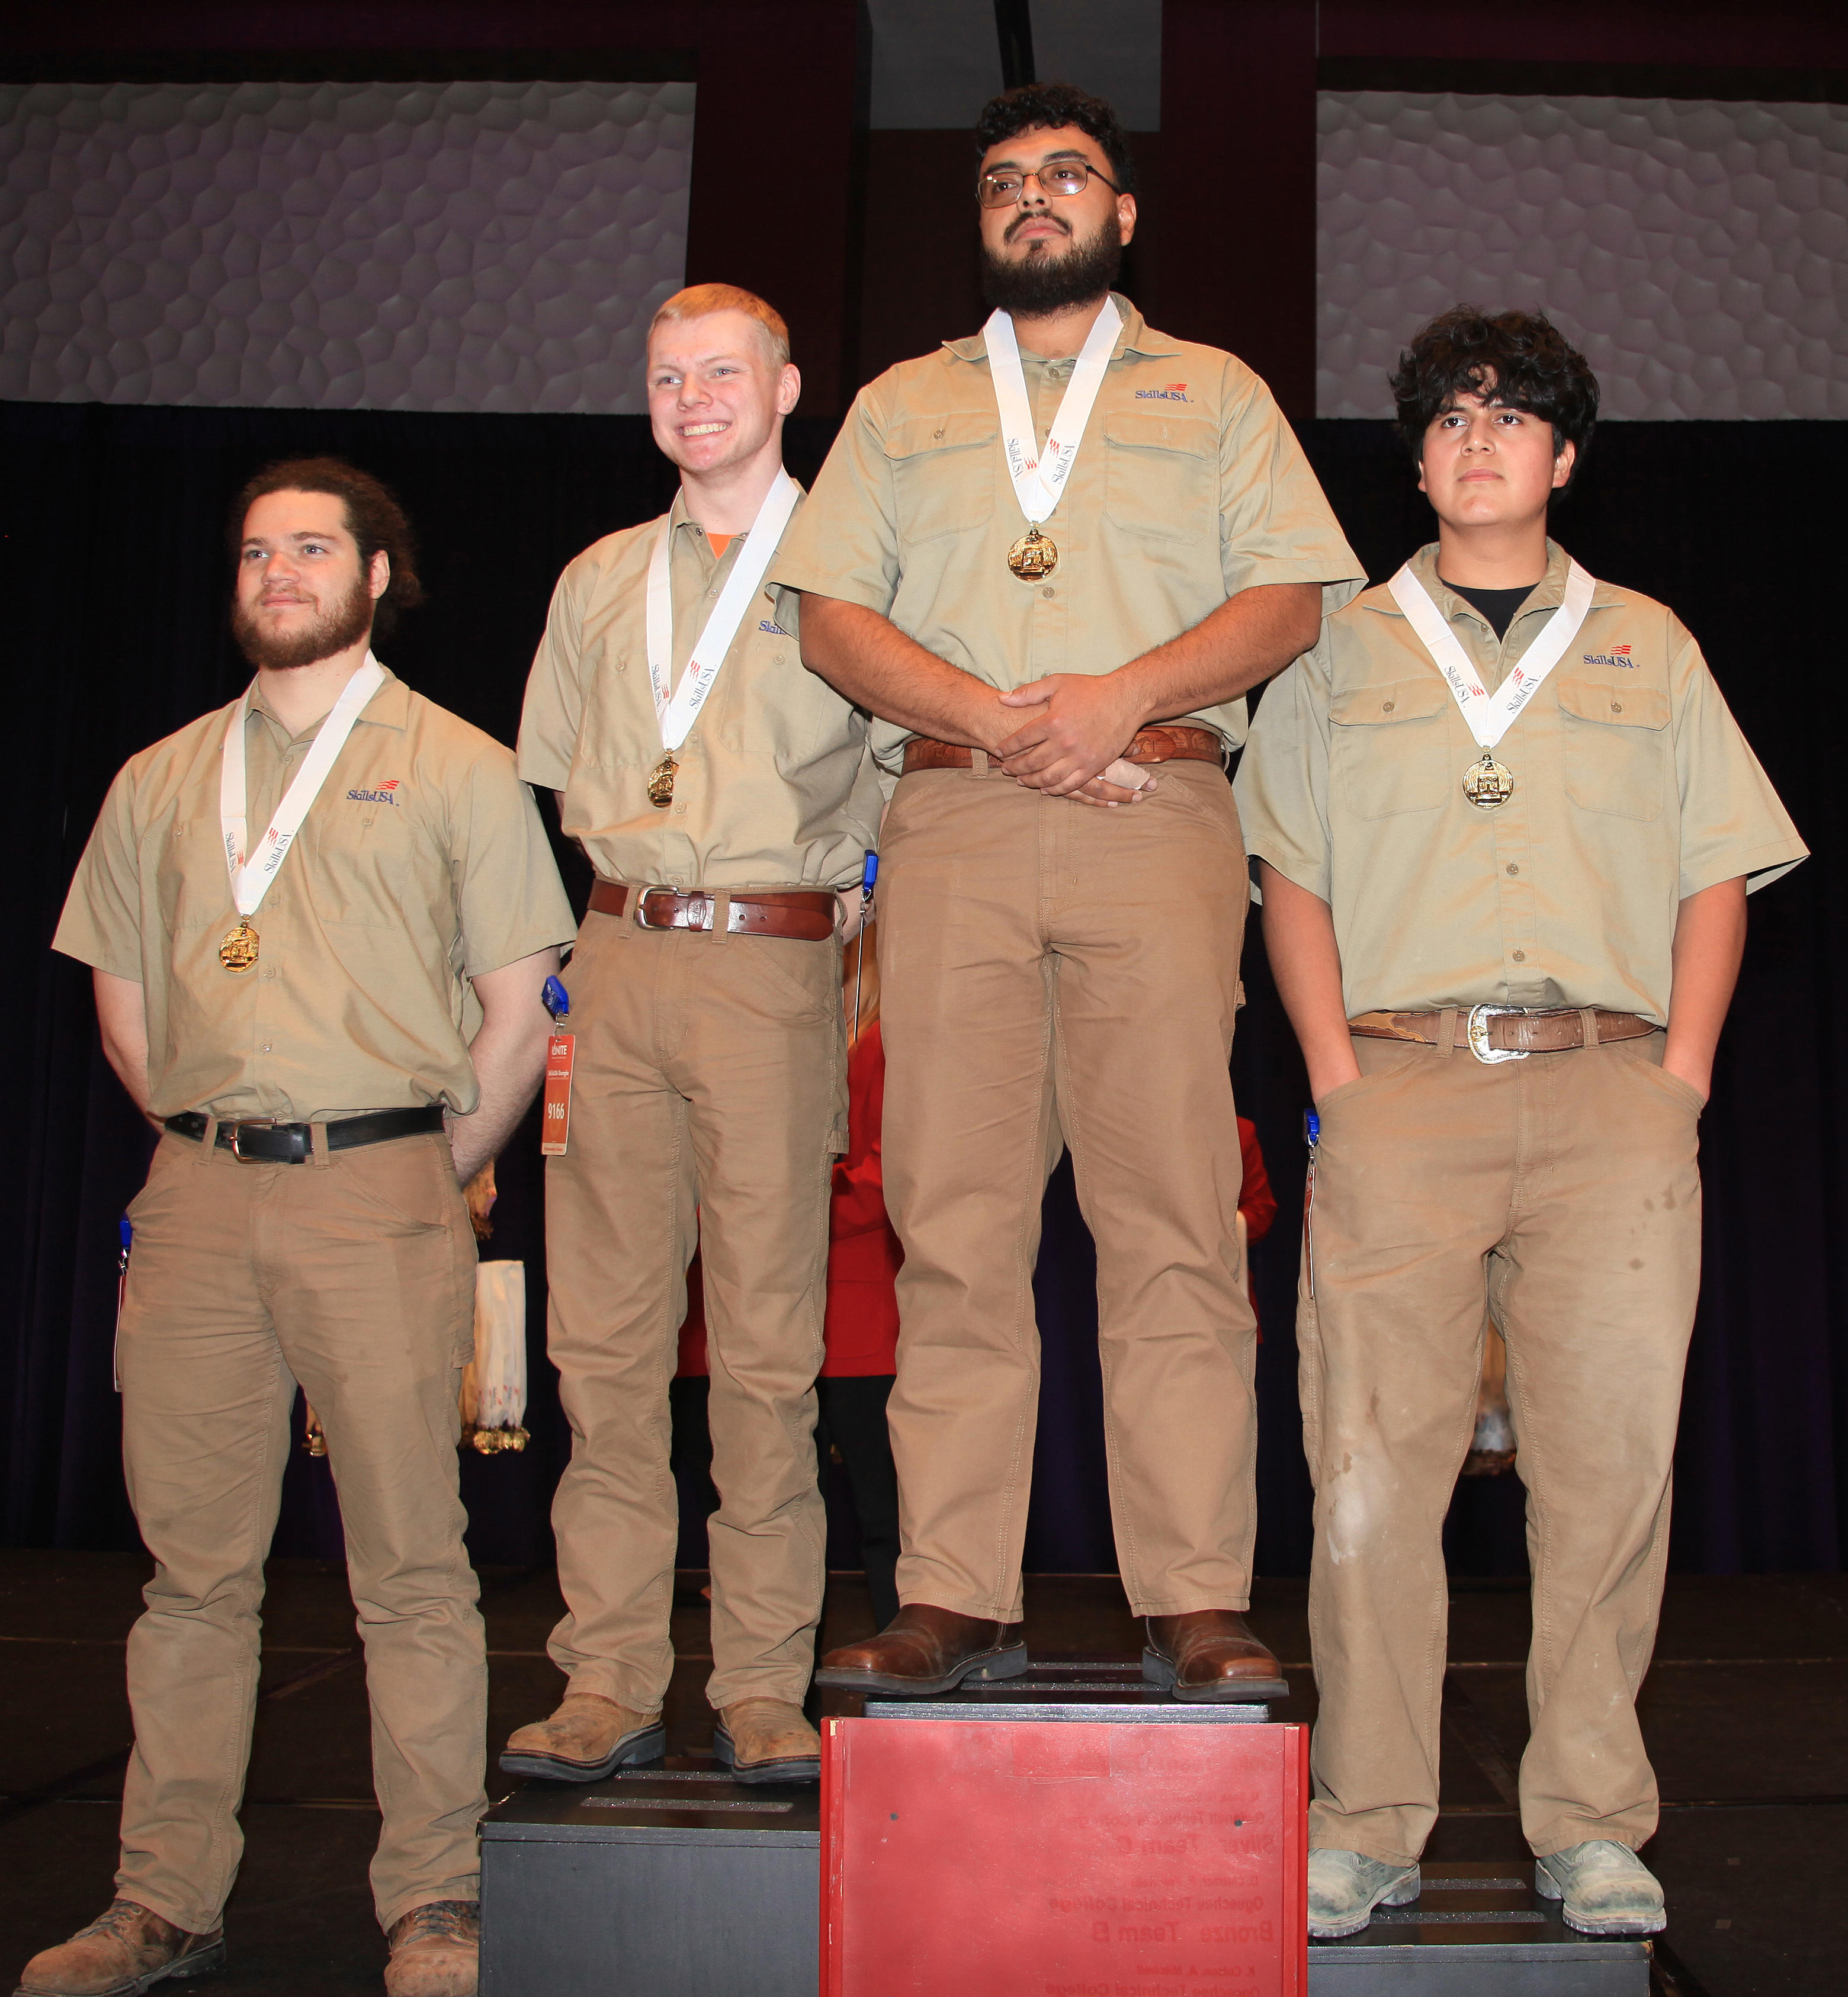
[1304,1043,1515,1864]
[1498,1034,1703,1855]
[817,1375,902,1631]
[1047,765,1257,1615]
[878,771,1060,1622]
[543,913,695,1710]
[269,1131,484,1931]
[677,933,839,1709]
[114,1136,293,1935]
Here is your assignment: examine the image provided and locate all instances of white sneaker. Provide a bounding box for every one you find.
[1307,1849,1421,1938]
[1535,1840,1666,1934]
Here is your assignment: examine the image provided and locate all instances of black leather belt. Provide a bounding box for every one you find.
[165,1105,447,1163]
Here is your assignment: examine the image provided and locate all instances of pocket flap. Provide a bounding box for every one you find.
[1330,676,1452,726]
[883,411,997,461]
[1102,409,1216,457]
[1557,676,1669,729]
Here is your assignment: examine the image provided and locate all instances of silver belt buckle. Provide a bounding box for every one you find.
[1465,1004,1529,1065]
[634,887,692,930]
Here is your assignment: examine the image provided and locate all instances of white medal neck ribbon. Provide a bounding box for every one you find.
[220,653,386,919]
[645,468,799,753]
[983,296,1124,526]
[1388,559,1596,750]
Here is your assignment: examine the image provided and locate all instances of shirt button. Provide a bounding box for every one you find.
[1041,586,1055,599]
[261,1043,272,1053]
[1610,701,1623,713]
[1381,700,1395,712]
[1512,951,1526,962]
[1506,863,1519,875]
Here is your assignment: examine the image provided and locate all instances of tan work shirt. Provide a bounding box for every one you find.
[54,667,577,1121]
[1233,540,1808,1025]
[769,294,1364,769]
[518,486,882,891]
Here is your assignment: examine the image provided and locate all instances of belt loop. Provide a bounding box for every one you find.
[1435,1006,1459,1059]
[1578,1007,1600,1049]
[711,889,730,940]
[198,1113,219,1164]
[309,1120,332,1167]
[971,749,990,779]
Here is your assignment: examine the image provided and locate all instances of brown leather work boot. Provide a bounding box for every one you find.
[382,1902,478,1997]
[15,1899,224,1996]
[713,1698,823,1784]
[1143,1610,1288,1703]
[815,1604,1028,1695]
[498,1693,665,1781]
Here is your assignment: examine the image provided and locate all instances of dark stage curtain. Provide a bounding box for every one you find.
[2,400,1841,1582]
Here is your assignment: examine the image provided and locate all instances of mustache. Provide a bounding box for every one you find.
[1003,209,1071,245]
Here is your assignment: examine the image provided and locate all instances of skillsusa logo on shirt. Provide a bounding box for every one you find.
[346,779,402,805]
[1581,646,1637,668]
[1134,383,1191,402]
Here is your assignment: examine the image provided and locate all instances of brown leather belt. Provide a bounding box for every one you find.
[1350,1006,1657,1058]
[902,724,1223,775]
[588,878,837,942]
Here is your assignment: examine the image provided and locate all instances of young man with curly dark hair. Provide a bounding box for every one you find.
[775,84,1362,1701]
[1235,309,1806,1939]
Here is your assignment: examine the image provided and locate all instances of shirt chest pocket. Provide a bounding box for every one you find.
[884,413,996,543]
[1557,676,1670,821]
[1330,676,1452,819]
[307,796,421,927]
[1102,410,1216,541]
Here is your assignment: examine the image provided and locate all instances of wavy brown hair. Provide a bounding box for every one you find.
[228,457,425,638]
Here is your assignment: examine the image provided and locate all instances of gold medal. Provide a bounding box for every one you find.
[1463,753,1514,811]
[219,921,260,972]
[646,755,678,808]
[1006,527,1058,581]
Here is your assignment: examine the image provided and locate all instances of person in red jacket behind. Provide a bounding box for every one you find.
[675,925,904,1627]
[1236,1115,1277,1334]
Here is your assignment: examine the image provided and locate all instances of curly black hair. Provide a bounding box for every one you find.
[228,456,425,638]
[1391,307,1599,483]
[976,82,1136,194]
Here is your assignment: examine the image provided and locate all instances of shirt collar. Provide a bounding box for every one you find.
[668,479,804,546]
[944,292,1182,366]
[246,658,407,739]
[1369,540,1626,622]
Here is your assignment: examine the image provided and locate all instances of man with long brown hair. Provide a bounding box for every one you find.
[28,458,574,1997]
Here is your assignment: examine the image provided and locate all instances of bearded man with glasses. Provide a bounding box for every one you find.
[771,84,1363,1698]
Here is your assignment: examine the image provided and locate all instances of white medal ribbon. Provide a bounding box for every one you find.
[220,654,386,918]
[983,296,1123,528]
[645,469,799,752]
[1388,560,1596,751]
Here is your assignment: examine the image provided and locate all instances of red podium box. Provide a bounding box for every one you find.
[822,1713,1308,1997]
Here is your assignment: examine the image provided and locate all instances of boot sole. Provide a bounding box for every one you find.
[711,1729,821,1785]
[498,1722,667,1783]
[1142,1649,1289,1704]
[15,1937,226,1997]
[1533,1868,1665,1934]
[1307,1869,1422,1939]
[814,1643,1031,1697]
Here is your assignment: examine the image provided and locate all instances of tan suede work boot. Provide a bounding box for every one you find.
[713,1698,823,1784]
[382,1902,478,1997]
[499,1693,665,1781]
[15,1899,225,1995]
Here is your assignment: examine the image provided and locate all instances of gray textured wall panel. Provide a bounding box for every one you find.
[0,79,694,413]
[1318,94,1848,420]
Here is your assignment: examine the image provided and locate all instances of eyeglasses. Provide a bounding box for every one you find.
[977,160,1122,208]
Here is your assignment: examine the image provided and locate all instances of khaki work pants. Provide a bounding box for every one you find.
[114,1128,484,1934]
[1301,1029,1705,1862]
[543,908,843,1711]
[878,760,1257,1622]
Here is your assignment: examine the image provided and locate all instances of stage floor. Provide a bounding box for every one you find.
[1,1555,1842,1996]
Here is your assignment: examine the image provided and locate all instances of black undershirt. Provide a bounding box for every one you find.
[1443,579,1536,641]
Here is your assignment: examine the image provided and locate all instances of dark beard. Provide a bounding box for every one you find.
[232,570,374,670]
[980,217,1122,318]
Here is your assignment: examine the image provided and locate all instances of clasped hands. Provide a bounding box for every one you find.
[987,670,1153,807]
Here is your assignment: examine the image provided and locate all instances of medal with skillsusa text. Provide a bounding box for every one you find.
[1387,560,1596,811]
[644,471,800,807]
[219,654,386,969]
[984,297,1122,582]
